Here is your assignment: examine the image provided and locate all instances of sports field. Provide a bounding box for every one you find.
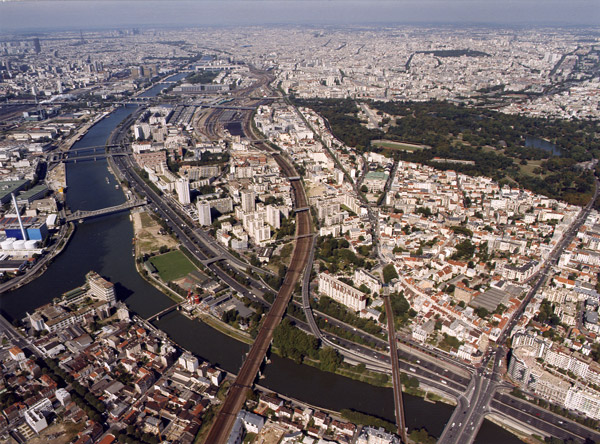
[150,250,197,282]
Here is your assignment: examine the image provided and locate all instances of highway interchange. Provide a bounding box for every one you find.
[56,69,600,443]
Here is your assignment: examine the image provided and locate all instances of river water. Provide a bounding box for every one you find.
[0,85,521,443]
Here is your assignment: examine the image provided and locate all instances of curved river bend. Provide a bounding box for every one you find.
[0,88,521,444]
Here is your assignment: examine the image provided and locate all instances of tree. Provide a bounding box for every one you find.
[475,307,489,318]
[416,207,432,217]
[382,264,398,283]
[273,319,319,363]
[452,239,476,260]
[360,185,369,193]
[319,347,342,372]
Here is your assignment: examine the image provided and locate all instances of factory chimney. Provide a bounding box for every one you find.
[11,193,28,241]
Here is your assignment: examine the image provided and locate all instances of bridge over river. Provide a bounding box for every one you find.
[66,199,147,222]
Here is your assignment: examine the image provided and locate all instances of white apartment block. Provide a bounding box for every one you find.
[565,388,600,420]
[318,272,367,312]
[176,178,191,205]
[353,268,382,295]
[197,201,212,226]
[545,346,590,379]
[357,426,400,444]
[178,352,199,372]
[87,271,116,306]
[241,190,255,213]
[266,205,281,229]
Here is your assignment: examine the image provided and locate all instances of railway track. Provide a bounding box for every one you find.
[202,70,314,444]
[203,163,312,444]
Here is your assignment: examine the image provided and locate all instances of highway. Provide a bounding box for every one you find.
[106,71,600,444]
[492,392,600,442]
[438,353,502,444]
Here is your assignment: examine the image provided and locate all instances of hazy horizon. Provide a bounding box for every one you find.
[0,0,599,34]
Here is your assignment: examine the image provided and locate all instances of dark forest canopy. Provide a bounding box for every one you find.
[294,98,599,207]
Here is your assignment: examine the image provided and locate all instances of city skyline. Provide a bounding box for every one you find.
[1,7,600,444]
[0,0,599,33]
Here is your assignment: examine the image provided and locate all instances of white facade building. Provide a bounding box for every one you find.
[318,272,367,312]
[266,205,281,229]
[176,178,191,205]
[178,352,199,372]
[241,191,255,213]
[198,201,212,226]
[87,271,116,306]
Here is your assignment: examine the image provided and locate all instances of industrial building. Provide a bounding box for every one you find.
[17,184,49,205]
[0,216,48,241]
[0,180,29,204]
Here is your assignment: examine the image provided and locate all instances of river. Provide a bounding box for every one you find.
[139,72,190,97]
[0,86,522,443]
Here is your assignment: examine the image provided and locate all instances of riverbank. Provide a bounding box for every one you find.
[0,221,75,295]
[34,92,520,444]
[58,108,115,152]
[126,206,459,410]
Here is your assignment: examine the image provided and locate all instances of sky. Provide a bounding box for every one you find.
[0,0,599,33]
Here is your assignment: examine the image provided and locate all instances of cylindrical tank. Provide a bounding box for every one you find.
[1,238,15,250]
[25,240,39,250]
[13,240,26,250]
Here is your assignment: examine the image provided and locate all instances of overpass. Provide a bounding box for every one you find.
[201,256,226,266]
[66,199,146,222]
[66,144,121,153]
[49,146,132,164]
[200,104,256,111]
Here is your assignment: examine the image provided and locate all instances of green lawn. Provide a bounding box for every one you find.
[372,140,427,151]
[519,159,546,177]
[150,250,197,282]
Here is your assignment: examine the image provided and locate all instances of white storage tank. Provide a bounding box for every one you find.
[25,240,39,250]
[1,238,15,250]
[13,240,26,250]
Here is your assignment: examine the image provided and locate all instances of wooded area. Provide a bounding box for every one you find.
[296,98,599,206]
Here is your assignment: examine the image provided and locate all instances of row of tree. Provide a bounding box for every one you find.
[298,98,598,207]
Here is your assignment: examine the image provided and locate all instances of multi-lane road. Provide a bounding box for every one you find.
[438,177,600,444]
[106,69,600,444]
